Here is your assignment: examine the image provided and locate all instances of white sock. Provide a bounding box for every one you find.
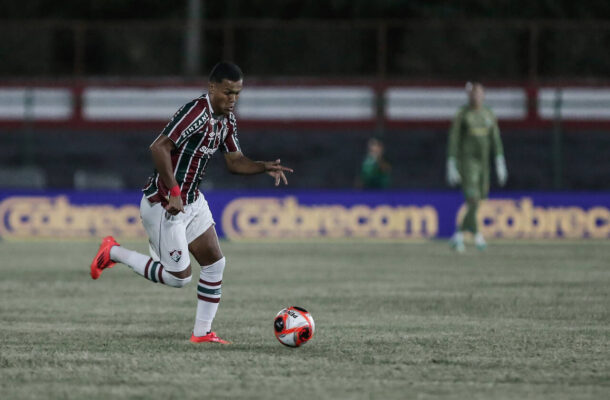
[110,245,149,274]
[452,231,464,242]
[194,257,225,336]
[110,246,191,288]
[474,233,486,244]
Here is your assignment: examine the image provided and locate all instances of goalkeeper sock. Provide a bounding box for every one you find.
[194,257,225,336]
[452,231,464,243]
[460,201,479,234]
[474,233,487,246]
[110,246,191,288]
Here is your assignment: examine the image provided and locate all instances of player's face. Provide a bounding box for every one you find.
[469,84,485,108]
[368,139,383,158]
[209,79,243,115]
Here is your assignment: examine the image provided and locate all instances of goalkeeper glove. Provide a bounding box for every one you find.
[495,155,508,186]
[446,157,461,187]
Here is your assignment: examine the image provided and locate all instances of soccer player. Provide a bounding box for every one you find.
[90,62,292,343]
[359,137,391,189]
[446,82,507,252]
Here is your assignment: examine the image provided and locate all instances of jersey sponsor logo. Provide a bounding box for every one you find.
[181,109,209,139]
[169,249,182,262]
[198,145,218,156]
[466,113,492,135]
[198,130,220,155]
[197,122,227,155]
[471,127,489,136]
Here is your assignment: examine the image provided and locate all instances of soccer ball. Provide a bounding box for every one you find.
[273,306,315,347]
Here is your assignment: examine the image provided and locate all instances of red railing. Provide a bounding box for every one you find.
[2,80,610,131]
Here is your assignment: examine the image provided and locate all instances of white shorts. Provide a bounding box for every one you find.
[140,192,214,272]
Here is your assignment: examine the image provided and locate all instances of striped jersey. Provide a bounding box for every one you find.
[143,93,241,205]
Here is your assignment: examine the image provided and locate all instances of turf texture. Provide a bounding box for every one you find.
[0,239,608,399]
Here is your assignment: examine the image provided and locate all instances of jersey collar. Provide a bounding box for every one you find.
[205,93,223,120]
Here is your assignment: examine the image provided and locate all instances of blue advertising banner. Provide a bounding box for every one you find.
[0,190,608,240]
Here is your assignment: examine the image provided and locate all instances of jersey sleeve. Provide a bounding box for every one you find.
[447,107,464,160]
[221,112,241,153]
[489,109,505,157]
[160,99,208,148]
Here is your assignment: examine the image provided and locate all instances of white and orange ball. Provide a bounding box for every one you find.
[273,306,315,347]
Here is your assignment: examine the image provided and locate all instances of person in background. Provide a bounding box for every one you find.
[360,137,392,189]
[446,82,507,252]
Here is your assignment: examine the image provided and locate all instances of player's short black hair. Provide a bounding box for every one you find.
[209,61,243,83]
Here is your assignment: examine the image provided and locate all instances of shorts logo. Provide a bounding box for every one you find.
[169,249,182,262]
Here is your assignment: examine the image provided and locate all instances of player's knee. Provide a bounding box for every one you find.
[165,274,192,288]
[201,256,225,278]
[165,264,192,288]
[174,264,192,278]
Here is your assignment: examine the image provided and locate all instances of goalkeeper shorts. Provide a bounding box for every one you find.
[460,161,489,200]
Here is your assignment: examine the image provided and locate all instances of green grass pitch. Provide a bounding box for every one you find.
[0,239,608,399]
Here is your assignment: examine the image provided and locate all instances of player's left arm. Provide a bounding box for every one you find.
[224,152,293,186]
[490,111,505,158]
[490,110,508,186]
[220,113,292,185]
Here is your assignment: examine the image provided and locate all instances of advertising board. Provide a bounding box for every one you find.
[0,191,607,240]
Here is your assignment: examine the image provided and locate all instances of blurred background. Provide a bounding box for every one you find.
[1,1,609,242]
[2,0,610,192]
[3,5,609,398]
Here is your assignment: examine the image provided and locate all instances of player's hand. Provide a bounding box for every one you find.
[495,155,508,187]
[165,194,185,215]
[264,159,293,186]
[446,157,461,187]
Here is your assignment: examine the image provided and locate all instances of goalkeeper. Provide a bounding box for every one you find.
[446,82,507,252]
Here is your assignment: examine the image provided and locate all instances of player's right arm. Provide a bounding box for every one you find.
[446,108,464,186]
[150,135,184,214]
[149,98,205,214]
